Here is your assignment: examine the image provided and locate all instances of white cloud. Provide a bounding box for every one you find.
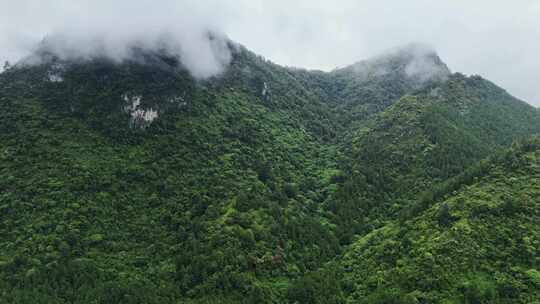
[1,0,539,104]
[0,0,233,78]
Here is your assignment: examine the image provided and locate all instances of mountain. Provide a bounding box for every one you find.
[336,138,540,303]
[329,73,540,242]
[0,45,342,303]
[0,40,539,303]
[288,44,450,130]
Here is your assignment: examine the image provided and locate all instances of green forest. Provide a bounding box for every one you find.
[0,43,539,303]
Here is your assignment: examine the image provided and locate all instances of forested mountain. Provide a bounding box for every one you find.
[337,138,540,304]
[330,74,540,242]
[0,40,538,303]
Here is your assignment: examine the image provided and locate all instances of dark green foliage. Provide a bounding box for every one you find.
[1,43,539,303]
[459,275,497,304]
[0,48,343,303]
[436,203,455,227]
[286,268,344,304]
[337,139,540,303]
[330,75,540,238]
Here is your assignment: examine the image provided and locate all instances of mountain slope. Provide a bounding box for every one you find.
[329,73,540,241]
[338,138,540,303]
[0,47,344,303]
[290,44,451,129]
[0,41,539,303]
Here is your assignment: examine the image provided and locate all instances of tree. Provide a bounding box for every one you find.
[437,203,454,227]
[3,60,10,71]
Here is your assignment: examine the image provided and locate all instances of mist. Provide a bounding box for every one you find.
[26,30,232,79]
[1,1,539,104]
[402,45,450,84]
[347,43,451,85]
[0,0,233,78]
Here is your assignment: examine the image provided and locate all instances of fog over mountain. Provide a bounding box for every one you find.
[0,1,235,78]
[24,31,233,79]
[1,1,539,104]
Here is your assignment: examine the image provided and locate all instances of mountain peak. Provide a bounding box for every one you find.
[337,43,451,85]
[17,31,234,79]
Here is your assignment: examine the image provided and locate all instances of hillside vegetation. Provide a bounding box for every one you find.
[338,139,540,304]
[0,42,539,303]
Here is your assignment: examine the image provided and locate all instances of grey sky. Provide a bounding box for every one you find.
[1,0,539,105]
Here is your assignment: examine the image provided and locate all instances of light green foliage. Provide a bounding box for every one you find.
[338,140,540,303]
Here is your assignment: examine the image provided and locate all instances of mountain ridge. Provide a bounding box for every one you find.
[0,40,539,303]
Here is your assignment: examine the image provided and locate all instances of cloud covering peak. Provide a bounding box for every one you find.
[28,30,232,79]
[1,0,234,78]
[1,1,539,104]
[341,43,450,85]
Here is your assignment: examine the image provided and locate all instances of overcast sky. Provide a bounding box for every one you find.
[1,0,539,105]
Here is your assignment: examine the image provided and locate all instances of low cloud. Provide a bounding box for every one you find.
[1,1,539,104]
[400,44,451,83]
[345,43,450,85]
[26,30,232,79]
[1,0,233,78]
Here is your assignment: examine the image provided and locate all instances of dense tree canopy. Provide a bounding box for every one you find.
[0,44,539,303]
